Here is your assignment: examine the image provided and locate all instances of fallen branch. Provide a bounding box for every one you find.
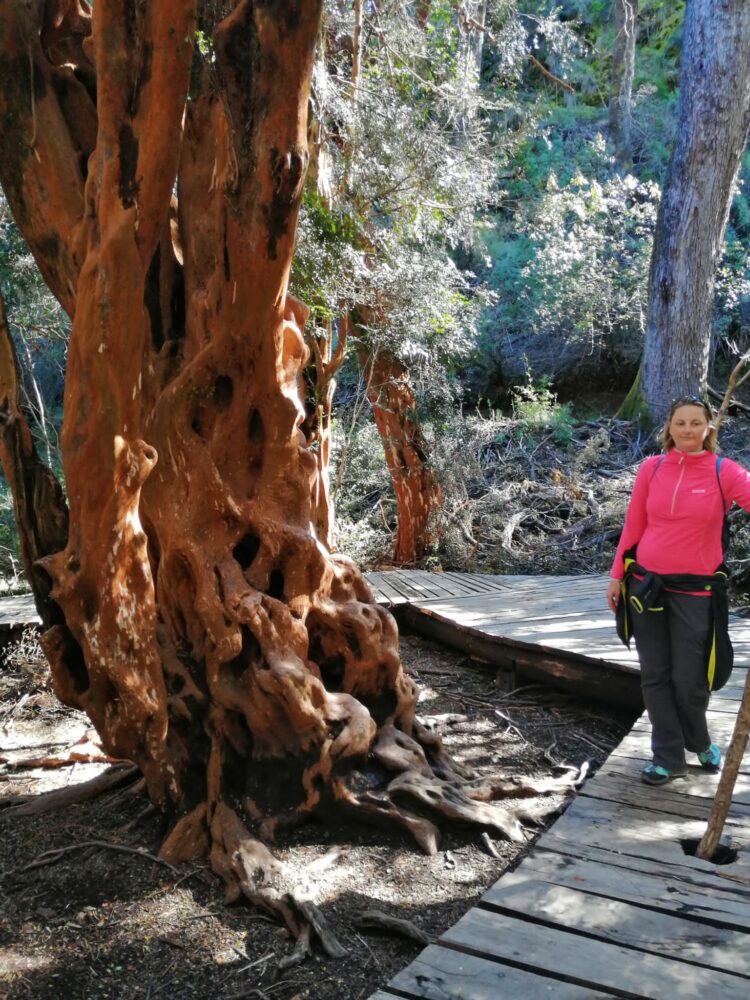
[0,763,139,816]
[528,53,575,93]
[481,831,502,859]
[5,752,126,770]
[21,838,178,873]
[354,908,431,945]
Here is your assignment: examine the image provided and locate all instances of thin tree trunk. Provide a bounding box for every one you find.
[351,0,363,99]
[416,1,432,31]
[696,669,750,860]
[641,0,750,423]
[609,0,638,169]
[307,315,348,549]
[358,348,442,566]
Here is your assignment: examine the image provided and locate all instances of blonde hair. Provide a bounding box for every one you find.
[660,395,717,453]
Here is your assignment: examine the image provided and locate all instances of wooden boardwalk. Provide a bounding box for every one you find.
[0,592,39,629]
[2,577,750,995]
[366,570,750,999]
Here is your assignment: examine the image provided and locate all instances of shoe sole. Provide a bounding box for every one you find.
[641,771,687,785]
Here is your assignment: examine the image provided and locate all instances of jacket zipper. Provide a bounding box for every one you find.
[670,456,685,515]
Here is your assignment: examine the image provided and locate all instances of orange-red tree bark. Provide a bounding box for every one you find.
[358,346,442,566]
[0,0,569,951]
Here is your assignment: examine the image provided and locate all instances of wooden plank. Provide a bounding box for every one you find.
[593,755,750,804]
[442,907,750,998]
[544,795,750,874]
[399,605,644,709]
[579,768,750,817]
[0,593,39,628]
[390,570,447,601]
[387,944,613,999]
[503,846,750,931]
[365,572,409,606]
[405,570,470,599]
[415,605,641,670]
[535,838,750,901]
[480,873,750,975]
[445,571,515,593]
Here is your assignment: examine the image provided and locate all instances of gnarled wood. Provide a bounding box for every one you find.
[0,0,574,956]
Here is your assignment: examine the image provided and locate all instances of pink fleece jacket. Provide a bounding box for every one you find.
[610,449,750,580]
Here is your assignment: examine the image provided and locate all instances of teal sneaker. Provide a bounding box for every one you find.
[698,743,721,771]
[641,763,687,785]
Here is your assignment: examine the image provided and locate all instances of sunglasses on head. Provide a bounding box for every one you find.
[670,394,710,411]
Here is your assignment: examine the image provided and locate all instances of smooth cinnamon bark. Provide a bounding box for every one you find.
[359,348,442,565]
[0,1,569,949]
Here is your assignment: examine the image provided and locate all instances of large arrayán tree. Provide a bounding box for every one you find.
[0,0,566,951]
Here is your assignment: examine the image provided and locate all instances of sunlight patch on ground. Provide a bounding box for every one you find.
[0,946,56,974]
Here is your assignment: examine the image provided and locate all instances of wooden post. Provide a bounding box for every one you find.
[696,669,750,859]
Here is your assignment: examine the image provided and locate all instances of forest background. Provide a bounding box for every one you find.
[1,0,749,592]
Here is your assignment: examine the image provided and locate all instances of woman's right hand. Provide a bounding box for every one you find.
[606,579,621,614]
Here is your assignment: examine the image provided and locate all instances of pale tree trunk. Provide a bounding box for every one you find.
[641,0,750,423]
[609,0,638,169]
[0,0,565,952]
[457,1,487,137]
[697,670,750,860]
[306,314,348,549]
[358,347,442,566]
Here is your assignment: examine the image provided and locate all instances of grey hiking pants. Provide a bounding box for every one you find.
[631,591,712,771]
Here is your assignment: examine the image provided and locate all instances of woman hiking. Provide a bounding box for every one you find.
[607,395,750,785]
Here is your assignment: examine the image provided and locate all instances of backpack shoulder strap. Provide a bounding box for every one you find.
[649,454,666,481]
[716,456,727,513]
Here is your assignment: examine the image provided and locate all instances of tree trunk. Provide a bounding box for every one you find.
[0,0,560,951]
[305,315,348,549]
[696,669,750,860]
[609,0,638,169]
[358,348,442,566]
[416,1,432,31]
[640,0,750,423]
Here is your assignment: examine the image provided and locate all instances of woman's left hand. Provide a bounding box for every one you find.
[606,579,620,614]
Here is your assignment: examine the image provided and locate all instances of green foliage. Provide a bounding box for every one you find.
[511,376,574,445]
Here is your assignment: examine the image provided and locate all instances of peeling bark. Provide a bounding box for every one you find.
[358,347,442,566]
[0,0,572,955]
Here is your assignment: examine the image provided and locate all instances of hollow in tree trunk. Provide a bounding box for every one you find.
[0,1,570,953]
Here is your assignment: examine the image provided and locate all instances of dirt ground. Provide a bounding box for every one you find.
[0,631,635,1000]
